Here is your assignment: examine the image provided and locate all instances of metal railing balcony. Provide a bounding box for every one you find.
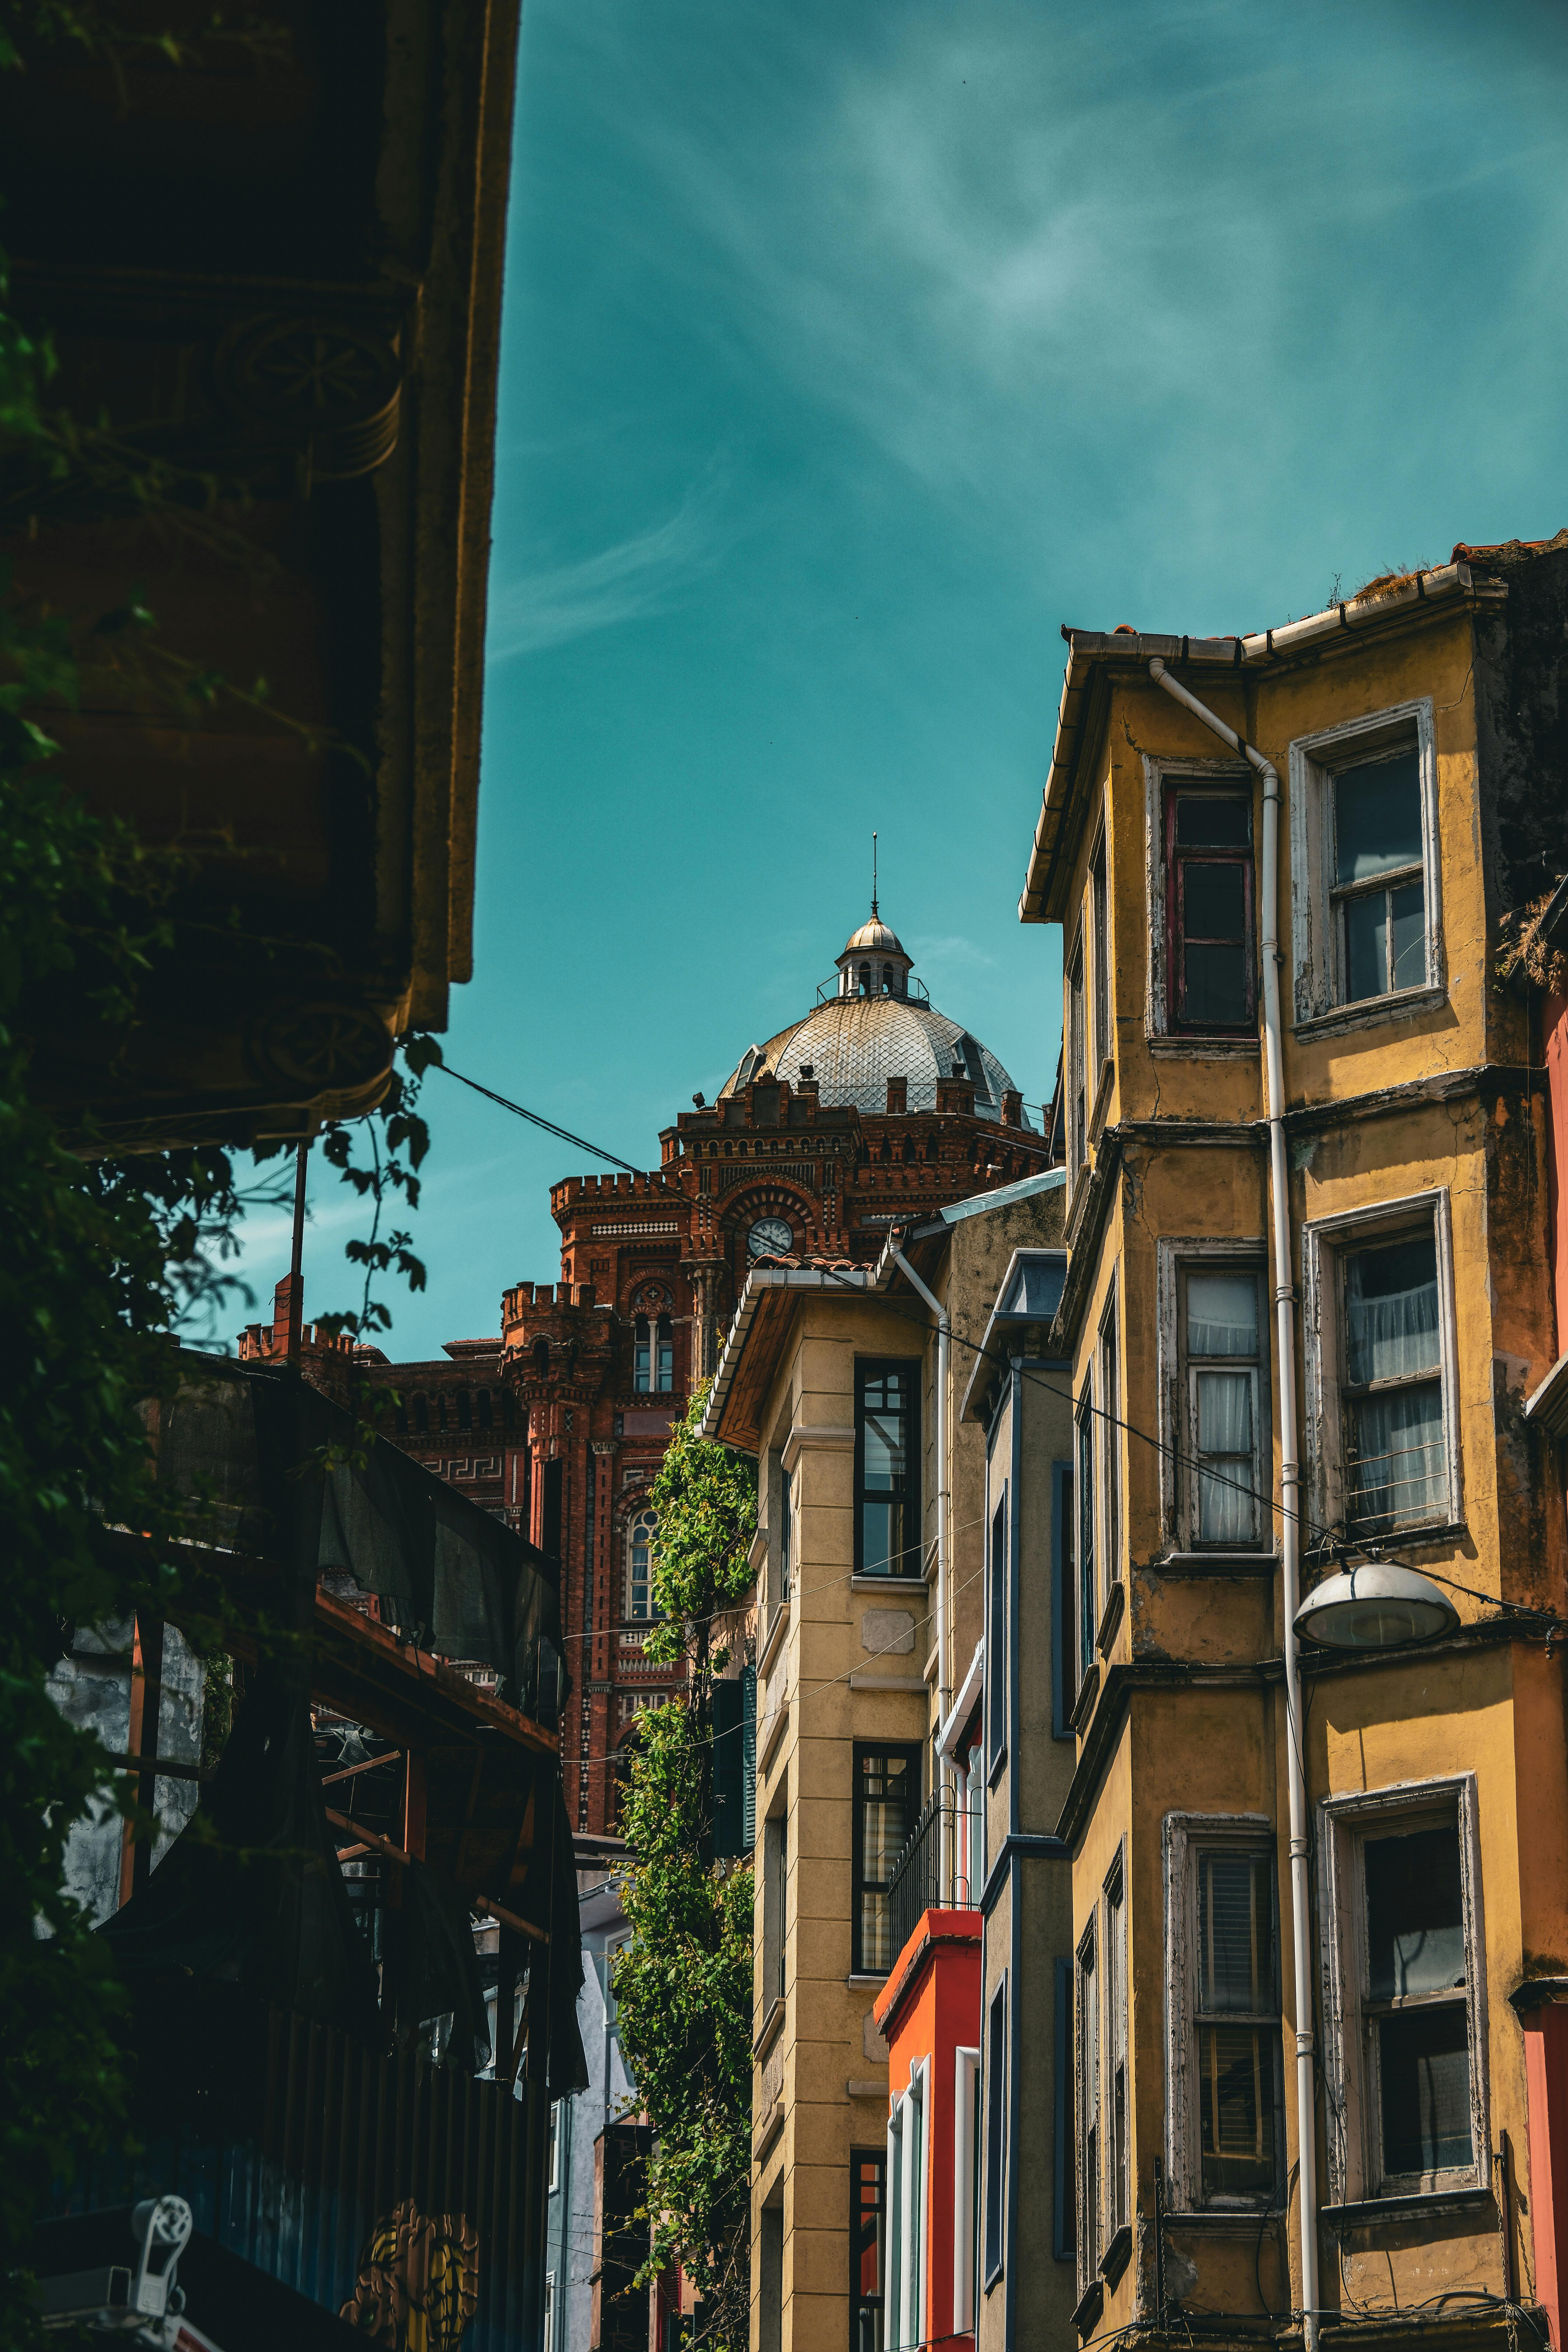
[886,1791,978,1965]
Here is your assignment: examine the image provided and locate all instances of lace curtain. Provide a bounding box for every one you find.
[1195,1370,1255,1543]
[1346,1246,1439,1384]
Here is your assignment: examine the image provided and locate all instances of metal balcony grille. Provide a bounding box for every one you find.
[886,1791,977,1965]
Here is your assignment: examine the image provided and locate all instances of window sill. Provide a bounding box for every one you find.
[1293,981,1446,1043]
[752,1998,785,2063]
[759,1600,790,1675]
[1099,2224,1132,2289]
[1146,1033,1258,1059]
[1322,2184,1495,2230]
[1069,1661,1100,1737]
[850,1573,928,1594]
[1155,1550,1277,1575]
[1305,1521,1468,1567]
[1088,1061,1115,1146]
[1162,2204,1282,2236]
[1071,2278,1104,2338]
[1095,1579,1125,1658]
[846,1972,888,1989]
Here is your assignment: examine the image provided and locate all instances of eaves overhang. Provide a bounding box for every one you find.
[959,1245,1069,1424]
[1019,560,1486,928]
[700,1265,872,1452]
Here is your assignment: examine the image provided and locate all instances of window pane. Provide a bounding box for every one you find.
[1335,752,1422,884]
[1177,798,1251,847]
[1379,2006,1473,2175]
[862,1383,908,1489]
[1199,1852,1269,2012]
[1188,1272,1258,1358]
[1199,2024,1275,2198]
[1348,1383,1445,1529]
[1365,1825,1466,1998]
[1183,862,1246,942]
[1196,1373,1255,1543]
[1183,943,1248,1026]
[1345,887,1389,1002]
[862,1496,916,1579]
[1346,1237,1440,1384]
[852,2151,886,2352]
[858,1751,916,1973]
[1391,880,1426,990]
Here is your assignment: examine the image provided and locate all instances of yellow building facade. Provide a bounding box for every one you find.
[1024,546,1568,2351]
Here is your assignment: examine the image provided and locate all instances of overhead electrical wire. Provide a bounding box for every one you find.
[436,1059,1563,1643]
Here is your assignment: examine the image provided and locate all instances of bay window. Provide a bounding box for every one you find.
[1163,1813,1282,2213]
[1301,1190,1457,1542]
[1318,1775,1488,2205]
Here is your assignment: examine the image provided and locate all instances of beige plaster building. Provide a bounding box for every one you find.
[702,1170,1067,2352]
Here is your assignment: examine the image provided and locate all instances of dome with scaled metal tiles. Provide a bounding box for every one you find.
[718,909,1027,1125]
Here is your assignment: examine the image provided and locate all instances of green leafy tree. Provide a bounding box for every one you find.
[612,1384,757,2349]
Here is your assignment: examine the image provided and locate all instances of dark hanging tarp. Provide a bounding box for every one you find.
[383,1860,492,2074]
[158,1351,563,1717]
[100,1649,384,2038]
[120,1351,588,2093]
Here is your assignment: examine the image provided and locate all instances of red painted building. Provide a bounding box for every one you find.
[873,1910,984,2352]
[249,910,1053,1838]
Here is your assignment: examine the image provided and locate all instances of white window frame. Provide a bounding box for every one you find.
[1089,818,1112,1119]
[886,2059,928,2352]
[1067,927,1088,1189]
[1316,1772,1490,2209]
[625,1508,661,1621]
[983,1975,1007,2290]
[543,2270,556,2350]
[1076,1916,1100,2289]
[1097,1287,1122,1636]
[1162,1811,1282,2215]
[954,2044,980,2333]
[1156,1238,1273,1556]
[1300,1188,1461,1545]
[1288,697,1443,1035]
[1142,754,1258,1056]
[632,1312,674,1394]
[547,2098,560,2192]
[1104,1848,1130,2245]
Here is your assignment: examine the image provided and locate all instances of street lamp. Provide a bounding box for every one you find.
[1294,1557,1459,1651]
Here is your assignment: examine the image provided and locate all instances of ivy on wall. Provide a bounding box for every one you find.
[612,1385,756,2350]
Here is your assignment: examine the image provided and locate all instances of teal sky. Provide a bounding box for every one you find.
[236,0,1568,1359]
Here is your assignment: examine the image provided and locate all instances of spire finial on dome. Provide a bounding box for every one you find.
[871,830,878,920]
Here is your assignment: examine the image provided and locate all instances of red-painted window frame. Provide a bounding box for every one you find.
[1163,783,1256,1035]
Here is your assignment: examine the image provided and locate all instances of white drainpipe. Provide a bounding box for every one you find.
[1147,657,1319,2349]
[891,1246,952,1902]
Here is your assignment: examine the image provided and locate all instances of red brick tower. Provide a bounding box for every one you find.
[369,908,1053,1837]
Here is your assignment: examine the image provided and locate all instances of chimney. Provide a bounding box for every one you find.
[886,1075,908,1115]
[1001,1089,1022,1126]
[936,1079,976,1117]
[272,1272,300,1356]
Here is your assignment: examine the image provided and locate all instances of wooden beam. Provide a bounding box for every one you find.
[322,1808,545,1944]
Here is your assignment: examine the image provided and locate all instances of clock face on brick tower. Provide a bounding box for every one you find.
[748,1216,793,1260]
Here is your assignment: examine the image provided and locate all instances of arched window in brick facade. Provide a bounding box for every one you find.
[633,1315,674,1392]
[626,1509,662,1621]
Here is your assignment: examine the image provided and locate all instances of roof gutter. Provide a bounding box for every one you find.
[699,1264,871,1444]
[1146,656,1319,2352]
[1020,562,1476,925]
[891,1243,953,1904]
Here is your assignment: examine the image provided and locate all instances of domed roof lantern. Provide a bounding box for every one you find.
[836,841,914,998]
[836,913,914,1000]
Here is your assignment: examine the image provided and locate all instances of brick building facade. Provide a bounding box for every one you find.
[243,911,1055,1836]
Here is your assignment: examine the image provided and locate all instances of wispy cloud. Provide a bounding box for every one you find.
[487,470,731,659]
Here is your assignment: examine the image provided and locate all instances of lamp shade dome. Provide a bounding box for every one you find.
[1294,1562,1458,1651]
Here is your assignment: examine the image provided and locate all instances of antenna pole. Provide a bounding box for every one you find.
[871,831,878,919]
